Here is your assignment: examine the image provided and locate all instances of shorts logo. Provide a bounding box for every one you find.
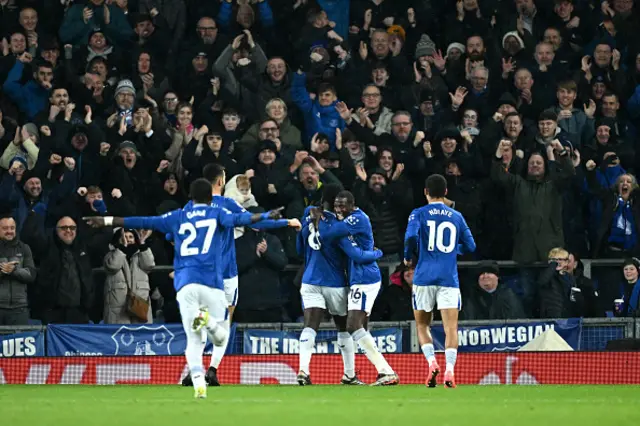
[111,325,175,355]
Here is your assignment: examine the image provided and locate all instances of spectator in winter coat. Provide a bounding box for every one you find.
[372,263,414,321]
[539,248,600,318]
[234,209,288,323]
[352,166,413,261]
[33,216,94,323]
[614,258,640,318]
[463,261,525,320]
[103,228,161,324]
[0,216,36,325]
[585,159,640,258]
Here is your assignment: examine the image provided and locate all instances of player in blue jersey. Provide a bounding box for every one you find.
[84,179,283,398]
[180,164,301,387]
[316,190,399,386]
[404,174,476,389]
[296,184,383,386]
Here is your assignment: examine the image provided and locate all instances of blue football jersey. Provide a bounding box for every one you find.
[404,202,476,288]
[210,195,289,279]
[319,208,381,285]
[123,203,257,292]
[297,206,383,287]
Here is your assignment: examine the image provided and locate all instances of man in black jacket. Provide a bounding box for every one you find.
[34,216,94,324]
[0,215,36,325]
[233,208,289,323]
[463,261,525,320]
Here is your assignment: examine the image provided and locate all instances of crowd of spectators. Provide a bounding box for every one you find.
[1,0,640,326]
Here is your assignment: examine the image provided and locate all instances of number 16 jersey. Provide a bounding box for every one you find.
[404,202,476,288]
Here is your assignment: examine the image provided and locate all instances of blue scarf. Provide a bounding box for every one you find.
[628,281,640,314]
[608,197,637,250]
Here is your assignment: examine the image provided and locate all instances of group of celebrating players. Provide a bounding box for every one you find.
[85,164,475,398]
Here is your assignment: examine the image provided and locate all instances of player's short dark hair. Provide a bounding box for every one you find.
[190,178,213,204]
[335,190,355,206]
[202,163,225,183]
[321,184,342,210]
[425,174,447,198]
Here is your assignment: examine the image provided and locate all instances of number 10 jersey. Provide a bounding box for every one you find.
[404,201,476,288]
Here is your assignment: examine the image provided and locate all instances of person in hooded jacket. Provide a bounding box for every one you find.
[103,227,161,324]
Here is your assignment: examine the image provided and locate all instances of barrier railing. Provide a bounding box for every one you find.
[1,318,636,356]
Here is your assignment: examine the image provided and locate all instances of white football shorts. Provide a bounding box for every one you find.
[300,284,348,317]
[223,276,239,307]
[347,282,381,316]
[176,284,227,333]
[412,285,461,312]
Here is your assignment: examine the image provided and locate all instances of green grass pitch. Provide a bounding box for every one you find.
[1,385,637,425]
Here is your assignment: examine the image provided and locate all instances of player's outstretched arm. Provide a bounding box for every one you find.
[223,207,285,228]
[84,213,176,234]
[338,237,383,264]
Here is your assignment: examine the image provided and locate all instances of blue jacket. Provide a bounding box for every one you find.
[291,72,345,151]
[317,0,350,40]
[2,61,49,121]
[0,171,77,232]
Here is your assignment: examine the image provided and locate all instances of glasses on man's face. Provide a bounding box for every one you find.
[197,26,217,32]
[363,93,381,98]
[164,98,178,103]
[57,226,77,232]
[550,257,569,263]
[260,127,278,132]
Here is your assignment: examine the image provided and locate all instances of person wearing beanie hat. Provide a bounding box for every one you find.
[464,261,525,320]
[415,34,436,60]
[114,79,136,123]
[502,31,525,57]
[446,42,465,60]
[118,141,140,170]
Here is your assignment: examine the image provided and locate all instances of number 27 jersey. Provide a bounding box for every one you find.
[123,203,256,292]
[404,202,476,288]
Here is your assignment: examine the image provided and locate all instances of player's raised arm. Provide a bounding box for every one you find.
[338,237,383,264]
[403,210,420,264]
